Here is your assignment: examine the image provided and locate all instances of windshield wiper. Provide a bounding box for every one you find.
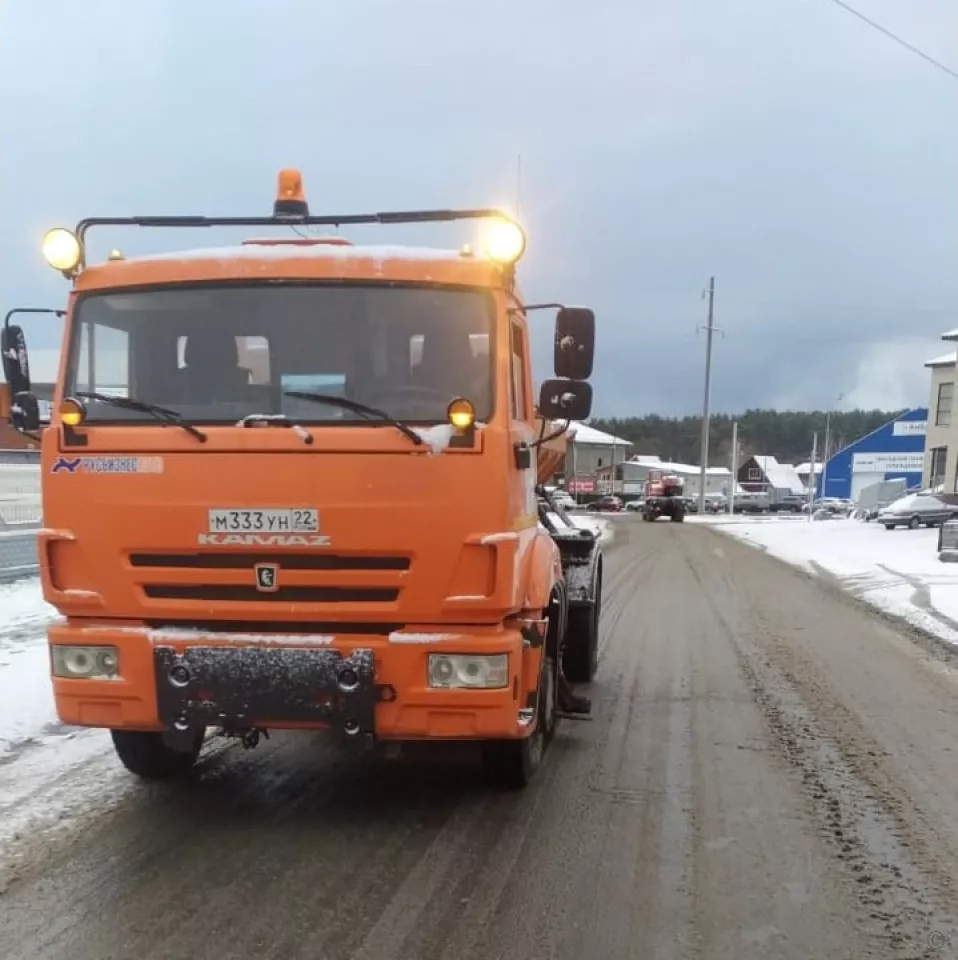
[74,391,208,442]
[282,392,424,446]
[238,413,314,445]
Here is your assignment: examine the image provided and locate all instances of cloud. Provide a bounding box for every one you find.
[1,0,956,415]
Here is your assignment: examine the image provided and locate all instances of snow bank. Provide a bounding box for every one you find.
[0,580,67,763]
[707,515,958,646]
[0,578,126,857]
[568,514,614,545]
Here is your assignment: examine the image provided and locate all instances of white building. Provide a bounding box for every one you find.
[565,422,632,494]
[608,456,733,499]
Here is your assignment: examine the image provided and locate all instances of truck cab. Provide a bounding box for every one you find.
[2,170,602,788]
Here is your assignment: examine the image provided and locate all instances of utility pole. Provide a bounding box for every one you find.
[807,431,818,523]
[729,420,739,515]
[698,276,718,514]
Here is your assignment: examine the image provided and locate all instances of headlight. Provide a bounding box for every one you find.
[42,228,82,273]
[52,645,120,680]
[482,219,526,264]
[428,653,508,689]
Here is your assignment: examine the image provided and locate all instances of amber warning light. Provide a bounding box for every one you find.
[274,169,309,219]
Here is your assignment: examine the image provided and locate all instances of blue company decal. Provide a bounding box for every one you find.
[51,456,164,475]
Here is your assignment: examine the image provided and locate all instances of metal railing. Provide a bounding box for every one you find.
[0,462,42,527]
[0,459,41,581]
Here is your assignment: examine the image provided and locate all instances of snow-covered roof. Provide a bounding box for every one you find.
[795,462,823,475]
[568,422,631,447]
[751,455,804,494]
[925,351,956,367]
[941,328,958,341]
[628,456,730,477]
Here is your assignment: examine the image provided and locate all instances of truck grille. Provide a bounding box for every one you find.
[130,551,408,606]
[143,585,399,603]
[129,552,410,571]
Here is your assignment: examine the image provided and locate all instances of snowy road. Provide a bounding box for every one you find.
[5,518,958,958]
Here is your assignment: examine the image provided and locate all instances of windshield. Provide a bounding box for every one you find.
[64,284,494,424]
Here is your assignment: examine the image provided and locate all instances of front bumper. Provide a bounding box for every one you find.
[49,622,531,740]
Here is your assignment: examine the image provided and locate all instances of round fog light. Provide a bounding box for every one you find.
[343,719,360,736]
[337,667,359,693]
[97,649,119,675]
[433,657,455,685]
[170,664,191,687]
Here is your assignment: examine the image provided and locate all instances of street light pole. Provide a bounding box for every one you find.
[808,431,818,523]
[729,419,739,515]
[820,392,844,499]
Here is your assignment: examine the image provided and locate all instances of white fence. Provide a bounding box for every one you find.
[0,463,41,527]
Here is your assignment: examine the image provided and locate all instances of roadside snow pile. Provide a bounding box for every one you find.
[0,579,115,804]
[568,514,614,544]
[709,516,958,645]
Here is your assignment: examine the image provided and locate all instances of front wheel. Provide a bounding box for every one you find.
[111,729,204,780]
[908,515,921,530]
[483,653,555,790]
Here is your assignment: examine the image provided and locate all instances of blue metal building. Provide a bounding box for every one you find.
[817,407,927,500]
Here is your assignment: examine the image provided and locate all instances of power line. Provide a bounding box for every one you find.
[824,0,958,82]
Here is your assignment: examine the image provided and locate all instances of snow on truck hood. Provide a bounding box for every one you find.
[122,243,485,264]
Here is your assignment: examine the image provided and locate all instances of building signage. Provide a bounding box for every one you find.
[567,477,596,494]
[851,452,924,474]
[892,420,927,437]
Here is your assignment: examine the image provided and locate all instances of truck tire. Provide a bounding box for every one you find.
[483,653,555,790]
[563,585,602,684]
[671,510,684,523]
[111,729,203,780]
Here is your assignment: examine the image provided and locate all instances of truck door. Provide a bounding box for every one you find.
[508,313,537,525]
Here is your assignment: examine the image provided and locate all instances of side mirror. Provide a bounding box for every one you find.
[10,391,40,434]
[554,307,595,380]
[538,379,592,421]
[1,323,31,395]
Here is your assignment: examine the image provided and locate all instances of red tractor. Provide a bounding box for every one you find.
[642,470,686,523]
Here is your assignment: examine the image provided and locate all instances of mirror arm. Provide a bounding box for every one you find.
[508,302,565,315]
[530,419,570,450]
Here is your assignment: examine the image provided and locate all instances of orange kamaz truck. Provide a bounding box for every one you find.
[1,170,602,788]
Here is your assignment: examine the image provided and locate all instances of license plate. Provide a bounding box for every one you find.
[207,508,319,534]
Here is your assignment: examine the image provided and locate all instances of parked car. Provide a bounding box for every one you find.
[587,496,623,513]
[704,494,728,514]
[732,493,770,514]
[769,494,806,513]
[553,492,576,511]
[878,493,958,530]
[624,498,645,512]
[803,497,853,517]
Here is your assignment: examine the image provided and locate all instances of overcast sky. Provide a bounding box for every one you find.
[2,0,956,417]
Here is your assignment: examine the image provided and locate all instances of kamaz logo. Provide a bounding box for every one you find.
[254,563,279,592]
[198,533,332,547]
